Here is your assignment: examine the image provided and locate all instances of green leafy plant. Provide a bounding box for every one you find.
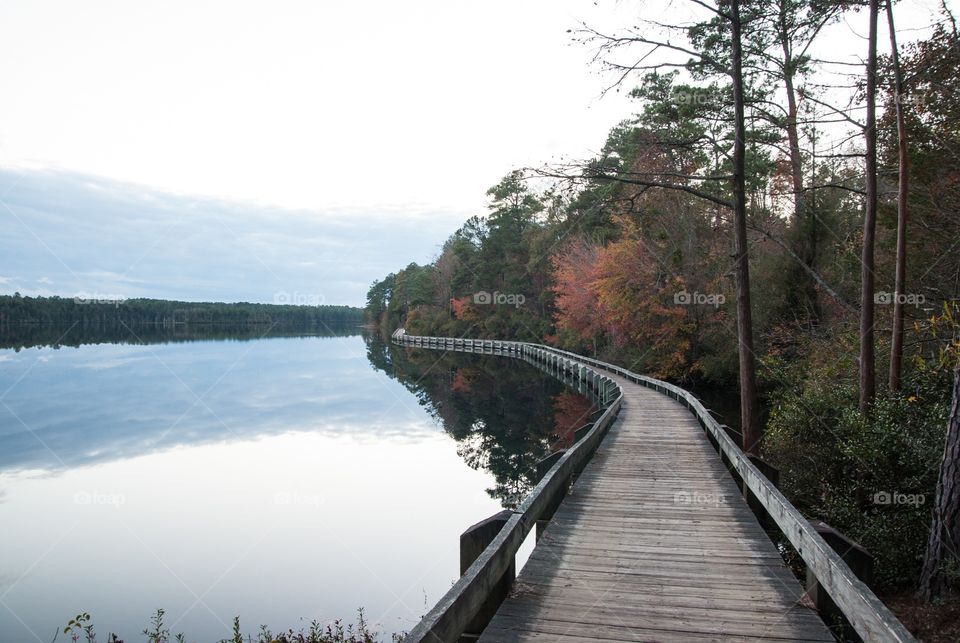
[62,612,95,643]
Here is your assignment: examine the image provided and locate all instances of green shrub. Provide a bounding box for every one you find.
[765,374,949,589]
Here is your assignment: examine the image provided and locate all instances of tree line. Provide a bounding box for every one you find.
[366,0,960,621]
[0,294,363,327]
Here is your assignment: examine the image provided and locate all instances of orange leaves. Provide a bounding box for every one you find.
[593,235,688,350]
[451,369,473,393]
[550,230,693,379]
[551,239,603,342]
[550,390,594,450]
[450,295,474,320]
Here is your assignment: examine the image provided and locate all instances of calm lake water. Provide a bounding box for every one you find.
[0,326,596,642]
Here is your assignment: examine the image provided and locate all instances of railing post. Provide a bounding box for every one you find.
[460,510,515,640]
[535,450,568,540]
[573,423,592,443]
[805,520,874,638]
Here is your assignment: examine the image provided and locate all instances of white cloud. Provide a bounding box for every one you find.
[0,168,465,306]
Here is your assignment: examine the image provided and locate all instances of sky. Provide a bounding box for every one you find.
[0,0,953,306]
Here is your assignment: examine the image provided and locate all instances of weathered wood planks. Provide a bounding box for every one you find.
[478,378,833,642]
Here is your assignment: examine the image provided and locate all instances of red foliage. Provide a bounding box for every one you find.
[451,369,472,393]
[550,390,594,450]
[450,296,473,319]
[551,238,603,342]
[550,221,694,378]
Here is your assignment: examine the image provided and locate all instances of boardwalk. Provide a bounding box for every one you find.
[479,372,832,642]
[393,331,915,643]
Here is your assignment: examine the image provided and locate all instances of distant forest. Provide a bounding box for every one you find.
[0,294,363,327]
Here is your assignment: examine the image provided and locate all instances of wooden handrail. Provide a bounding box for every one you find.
[392,331,916,643]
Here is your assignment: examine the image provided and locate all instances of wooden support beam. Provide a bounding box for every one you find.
[806,520,874,639]
[535,450,568,540]
[459,510,516,641]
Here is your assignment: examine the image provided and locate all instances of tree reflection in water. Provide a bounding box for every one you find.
[364,333,599,508]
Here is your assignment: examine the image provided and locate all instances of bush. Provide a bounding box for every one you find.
[764,373,949,589]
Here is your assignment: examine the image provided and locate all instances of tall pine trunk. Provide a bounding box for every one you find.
[730,0,761,453]
[860,0,879,413]
[887,0,910,392]
[779,1,819,324]
[918,366,960,601]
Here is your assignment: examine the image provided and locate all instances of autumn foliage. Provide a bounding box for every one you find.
[552,217,717,380]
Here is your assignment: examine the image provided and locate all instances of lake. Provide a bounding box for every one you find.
[0,326,597,642]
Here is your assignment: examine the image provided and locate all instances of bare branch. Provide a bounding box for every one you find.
[531,165,734,210]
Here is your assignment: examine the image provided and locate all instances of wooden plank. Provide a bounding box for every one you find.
[493,598,832,638]
[481,614,835,642]
[507,567,809,602]
[481,626,815,643]
[506,576,808,607]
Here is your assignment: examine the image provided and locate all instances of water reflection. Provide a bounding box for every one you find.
[0,325,597,642]
[1,326,597,500]
[365,334,597,508]
[0,321,359,351]
[0,325,399,474]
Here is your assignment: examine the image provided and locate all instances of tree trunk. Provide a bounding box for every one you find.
[887,0,910,392]
[860,0,879,414]
[918,366,960,601]
[779,2,819,324]
[730,0,761,454]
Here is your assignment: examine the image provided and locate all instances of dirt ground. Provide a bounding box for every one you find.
[884,591,960,643]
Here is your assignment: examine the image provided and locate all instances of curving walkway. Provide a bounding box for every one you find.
[392,331,914,643]
[478,370,832,642]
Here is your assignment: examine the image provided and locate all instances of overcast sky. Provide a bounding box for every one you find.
[0,0,952,306]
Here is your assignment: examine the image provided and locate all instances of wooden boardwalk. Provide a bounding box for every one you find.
[393,331,914,643]
[479,372,833,642]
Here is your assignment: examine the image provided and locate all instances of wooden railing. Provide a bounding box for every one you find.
[392,330,916,643]
[393,330,623,641]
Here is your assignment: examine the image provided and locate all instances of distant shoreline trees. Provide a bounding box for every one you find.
[0,293,363,327]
